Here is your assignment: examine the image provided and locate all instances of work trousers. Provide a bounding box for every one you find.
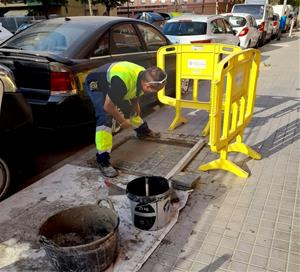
[84,81,144,158]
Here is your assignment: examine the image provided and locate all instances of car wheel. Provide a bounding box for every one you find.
[0,157,10,200]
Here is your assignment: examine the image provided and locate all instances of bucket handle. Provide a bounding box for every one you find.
[97,198,116,212]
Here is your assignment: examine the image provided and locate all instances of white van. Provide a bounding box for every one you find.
[273,4,294,30]
[232,3,273,45]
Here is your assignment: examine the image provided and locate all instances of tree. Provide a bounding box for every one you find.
[76,0,127,16]
[279,0,300,6]
[24,1,69,19]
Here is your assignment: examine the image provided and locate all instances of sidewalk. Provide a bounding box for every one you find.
[138,33,300,272]
[0,32,299,272]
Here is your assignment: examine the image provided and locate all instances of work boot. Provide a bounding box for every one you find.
[135,122,161,140]
[96,153,118,178]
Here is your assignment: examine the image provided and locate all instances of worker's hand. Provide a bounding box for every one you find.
[120,119,131,129]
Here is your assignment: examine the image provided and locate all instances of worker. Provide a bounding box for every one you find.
[277,11,287,40]
[84,61,167,177]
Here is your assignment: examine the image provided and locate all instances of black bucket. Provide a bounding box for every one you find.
[39,199,119,272]
[126,176,171,231]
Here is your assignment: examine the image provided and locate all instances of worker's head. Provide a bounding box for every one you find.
[141,66,167,93]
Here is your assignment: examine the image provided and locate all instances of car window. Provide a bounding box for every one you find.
[3,21,91,54]
[232,5,265,19]
[111,24,143,54]
[137,23,167,51]
[211,19,225,34]
[91,31,109,57]
[163,21,207,36]
[223,19,234,33]
[227,16,247,27]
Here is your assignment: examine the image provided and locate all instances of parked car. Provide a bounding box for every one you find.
[162,14,240,46]
[136,12,166,28]
[158,12,182,21]
[0,16,175,131]
[271,13,280,39]
[222,13,260,48]
[0,23,13,44]
[0,64,33,200]
[231,3,273,45]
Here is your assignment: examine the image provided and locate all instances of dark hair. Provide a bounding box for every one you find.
[142,66,167,89]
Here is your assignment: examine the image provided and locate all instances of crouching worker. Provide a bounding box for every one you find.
[84,61,167,178]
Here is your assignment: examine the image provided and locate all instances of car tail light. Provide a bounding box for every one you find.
[273,21,278,27]
[239,27,249,37]
[191,39,211,43]
[258,22,265,32]
[50,62,76,95]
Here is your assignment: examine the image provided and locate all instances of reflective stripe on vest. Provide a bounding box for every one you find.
[108,62,145,100]
[95,126,112,153]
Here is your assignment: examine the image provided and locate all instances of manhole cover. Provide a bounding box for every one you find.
[111,138,192,176]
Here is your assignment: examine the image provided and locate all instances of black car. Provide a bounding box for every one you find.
[0,65,33,200]
[0,16,175,131]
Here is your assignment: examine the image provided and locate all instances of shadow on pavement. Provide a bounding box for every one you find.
[253,119,299,158]
[249,95,300,126]
[199,254,232,272]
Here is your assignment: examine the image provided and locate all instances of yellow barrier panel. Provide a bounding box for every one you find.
[157,44,241,134]
[199,49,262,178]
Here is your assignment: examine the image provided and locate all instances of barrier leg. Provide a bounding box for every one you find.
[202,120,210,136]
[199,150,249,178]
[168,101,188,131]
[228,135,261,160]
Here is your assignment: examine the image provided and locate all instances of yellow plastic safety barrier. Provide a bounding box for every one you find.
[199,49,262,178]
[157,44,241,135]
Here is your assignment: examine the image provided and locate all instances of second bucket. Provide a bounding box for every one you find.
[126,176,171,231]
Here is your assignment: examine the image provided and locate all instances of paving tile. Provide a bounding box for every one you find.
[236,241,254,253]
[189,261,209,272]
[270,248,288,261]
[253,245,271,257]
[232,250,250,263]
[178,249,198,261]
[208,255,231,271]
[287,262,300,272]
[200,243,219,256]
[250,254,268,268]
[288,252,300,265]
[248,265,266,272]
[240,232,256,244]
[291,242,300,253]
[228,261,248,271]
[174,258,193,270]
[274,230,291,241]
[269,257,287,272]
[196,253,214,265]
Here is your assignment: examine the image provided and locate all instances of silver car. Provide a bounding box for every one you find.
[162,14,240,46]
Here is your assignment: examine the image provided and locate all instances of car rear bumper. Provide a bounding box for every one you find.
[28,94,95,131]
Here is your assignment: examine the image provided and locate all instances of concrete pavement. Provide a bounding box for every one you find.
[0,31,299,272]
[138,32,300,272]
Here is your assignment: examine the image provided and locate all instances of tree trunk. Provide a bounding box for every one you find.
[43,3,49,19]
[88,0,93,16]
